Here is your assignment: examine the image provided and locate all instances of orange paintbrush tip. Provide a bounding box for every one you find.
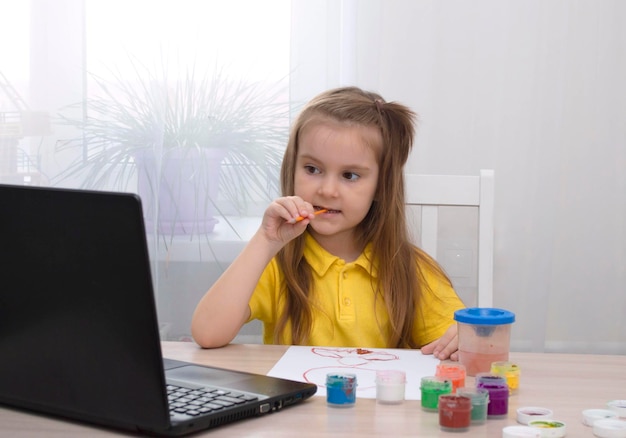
[293,209,328,223]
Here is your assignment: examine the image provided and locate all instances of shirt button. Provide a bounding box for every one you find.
[342,272,348,278]
[343,298,351,306]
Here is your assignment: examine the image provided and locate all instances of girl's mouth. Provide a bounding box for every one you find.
[315,206,339,214]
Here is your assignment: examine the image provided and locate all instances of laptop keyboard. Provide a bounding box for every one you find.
[167,384,259,419]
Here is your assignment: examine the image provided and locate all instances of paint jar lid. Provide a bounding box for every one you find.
[454,307,515,325]
[528,420,566,438]
[583,409,619,426]
[608,400,626,418]
[592,419,626,438]
[502,425,541,437]
[517,407,554,425]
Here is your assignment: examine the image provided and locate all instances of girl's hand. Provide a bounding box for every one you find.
[259,196,316,245]
[420,324,459,361]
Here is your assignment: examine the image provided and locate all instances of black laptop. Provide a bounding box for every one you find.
[0,184,316,436]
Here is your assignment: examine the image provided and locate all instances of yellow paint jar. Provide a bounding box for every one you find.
[491,361,520,395]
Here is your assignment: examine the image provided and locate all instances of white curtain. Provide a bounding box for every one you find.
[0,0,291,342]
[2,0,624,353]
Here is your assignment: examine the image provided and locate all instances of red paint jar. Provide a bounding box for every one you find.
[439,394,472,432]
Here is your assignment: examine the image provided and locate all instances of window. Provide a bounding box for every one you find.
[1,0,291,341]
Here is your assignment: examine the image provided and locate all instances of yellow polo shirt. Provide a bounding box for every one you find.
[248,233,465,347]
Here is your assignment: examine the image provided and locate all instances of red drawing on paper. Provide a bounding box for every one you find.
[303,347,400,389]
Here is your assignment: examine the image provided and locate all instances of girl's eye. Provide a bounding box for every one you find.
[342,172,360,181]
[304,165,320,175]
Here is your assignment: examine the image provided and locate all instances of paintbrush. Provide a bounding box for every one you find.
[290,209,328,223]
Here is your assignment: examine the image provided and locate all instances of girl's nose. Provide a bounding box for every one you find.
[317,175,339,197]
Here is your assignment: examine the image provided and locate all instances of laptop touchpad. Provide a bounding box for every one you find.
[166,365,298,397]
[166,365,251,385]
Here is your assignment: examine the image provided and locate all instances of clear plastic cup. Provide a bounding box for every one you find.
[454,307,516,376]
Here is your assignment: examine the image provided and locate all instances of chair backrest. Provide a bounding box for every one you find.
[405,169,495,307]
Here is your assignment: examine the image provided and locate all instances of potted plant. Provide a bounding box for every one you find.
[54,60,288,238]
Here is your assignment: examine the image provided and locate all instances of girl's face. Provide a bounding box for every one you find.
[294,119,381,249]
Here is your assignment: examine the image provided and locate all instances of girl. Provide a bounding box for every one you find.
[192,87,465,360]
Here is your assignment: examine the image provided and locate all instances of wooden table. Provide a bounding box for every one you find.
[1,341,624,437]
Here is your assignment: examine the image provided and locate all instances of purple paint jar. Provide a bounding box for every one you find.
[476,373,509,418]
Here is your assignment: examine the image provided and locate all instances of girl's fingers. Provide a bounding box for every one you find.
[275,197,313,223]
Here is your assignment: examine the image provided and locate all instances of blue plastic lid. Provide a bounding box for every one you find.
[454,307,515,325]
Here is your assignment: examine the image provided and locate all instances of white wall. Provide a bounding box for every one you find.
[291,0,626,353]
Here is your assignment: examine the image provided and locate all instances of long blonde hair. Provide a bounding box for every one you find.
[276,86,450,348]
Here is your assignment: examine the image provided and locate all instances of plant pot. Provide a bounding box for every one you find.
[134,147,225,236]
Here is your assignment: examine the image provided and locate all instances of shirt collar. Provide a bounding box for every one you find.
[303,232,378,278]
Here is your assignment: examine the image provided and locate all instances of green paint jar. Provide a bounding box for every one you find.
[457,386,490,424]
[420,376,452,411]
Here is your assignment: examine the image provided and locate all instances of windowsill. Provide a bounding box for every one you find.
[146,216,261,263]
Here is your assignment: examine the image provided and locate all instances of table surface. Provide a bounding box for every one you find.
[1,341,624,437]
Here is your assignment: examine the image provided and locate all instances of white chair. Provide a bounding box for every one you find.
[405,169,495,307]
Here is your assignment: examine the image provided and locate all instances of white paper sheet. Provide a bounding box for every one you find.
[267,346,440,399]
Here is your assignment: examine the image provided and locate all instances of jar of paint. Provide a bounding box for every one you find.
[476,373,510,418]
[420,376,452,411]
[435,361,466,393]
[326,373,357,408]
[491,360,521,394]
[457,387,490,424]
[438,394,472,432]
[375,370,406,404]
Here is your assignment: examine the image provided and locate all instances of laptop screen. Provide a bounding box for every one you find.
[0,185,170,431]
